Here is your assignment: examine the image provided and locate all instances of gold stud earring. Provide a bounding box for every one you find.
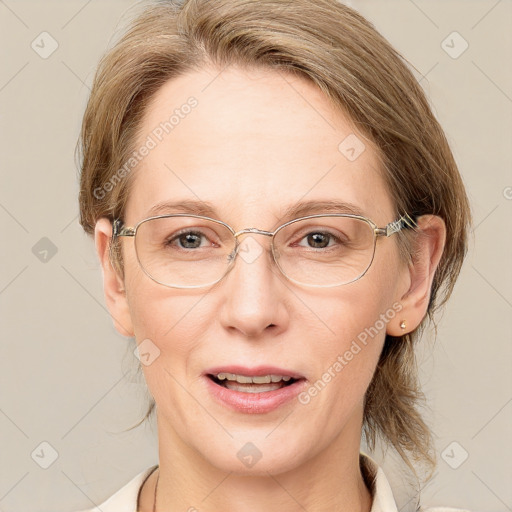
[399,320,406,330]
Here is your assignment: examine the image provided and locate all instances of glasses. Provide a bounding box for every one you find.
[112,213,416,289]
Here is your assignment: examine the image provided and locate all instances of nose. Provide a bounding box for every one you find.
[218,233,289,338]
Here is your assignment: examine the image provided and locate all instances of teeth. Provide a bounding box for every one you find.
[215,373,294,384]
[223,382,284,393]
[236,375,253,384]
[252,375,271,384]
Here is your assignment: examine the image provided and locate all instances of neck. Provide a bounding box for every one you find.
[143,414,373,512]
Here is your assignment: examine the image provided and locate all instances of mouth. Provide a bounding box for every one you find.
[203,366,306,414]
[207,372,298,393]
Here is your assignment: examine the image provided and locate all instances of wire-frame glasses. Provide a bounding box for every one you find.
[112,213,416,289]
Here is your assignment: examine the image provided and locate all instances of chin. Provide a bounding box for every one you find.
[193,430,314,477]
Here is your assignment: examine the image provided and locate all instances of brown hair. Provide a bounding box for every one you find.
[78,0,471,478]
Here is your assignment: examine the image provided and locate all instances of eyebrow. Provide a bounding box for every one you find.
[146,199,366,223]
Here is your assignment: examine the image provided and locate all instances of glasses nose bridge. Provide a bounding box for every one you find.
[233,227,274,240]
[230,227,277,266]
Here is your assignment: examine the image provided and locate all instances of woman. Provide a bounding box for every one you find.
[77,0,471,510]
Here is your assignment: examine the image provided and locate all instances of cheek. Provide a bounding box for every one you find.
[125,281,212,414]
[122,262,211,399]
[122,243,205,345]
[297,272,401,410]
[299,263,399,352]
[127,284,208,350]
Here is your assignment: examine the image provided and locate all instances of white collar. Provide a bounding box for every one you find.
[360,452,398,512]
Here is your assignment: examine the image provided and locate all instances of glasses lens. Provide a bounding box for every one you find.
[273,216,376,287]
[134,216,235,287]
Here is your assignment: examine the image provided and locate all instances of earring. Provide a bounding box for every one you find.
[399,320,406,330]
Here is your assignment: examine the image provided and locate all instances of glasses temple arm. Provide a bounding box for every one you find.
[380,213,418,237]
[112,219,136,238]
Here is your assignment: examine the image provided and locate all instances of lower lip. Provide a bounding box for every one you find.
[204,376,306,414]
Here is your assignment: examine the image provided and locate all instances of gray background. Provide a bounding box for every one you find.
[0,0,511,510]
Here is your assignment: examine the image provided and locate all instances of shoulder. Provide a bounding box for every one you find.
[73,465,158,512]
[360,452,472,512]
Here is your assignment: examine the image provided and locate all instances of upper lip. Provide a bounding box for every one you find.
[204,365,305,380]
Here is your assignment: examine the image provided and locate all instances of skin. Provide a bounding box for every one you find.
[95,65,445,511]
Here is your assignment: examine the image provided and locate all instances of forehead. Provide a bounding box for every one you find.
[126,65,394,227]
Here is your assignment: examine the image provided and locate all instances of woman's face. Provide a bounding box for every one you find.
[116,66,410,474]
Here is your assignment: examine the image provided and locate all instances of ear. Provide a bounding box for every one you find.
[94,217,134,338]
[387,215,446,336]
